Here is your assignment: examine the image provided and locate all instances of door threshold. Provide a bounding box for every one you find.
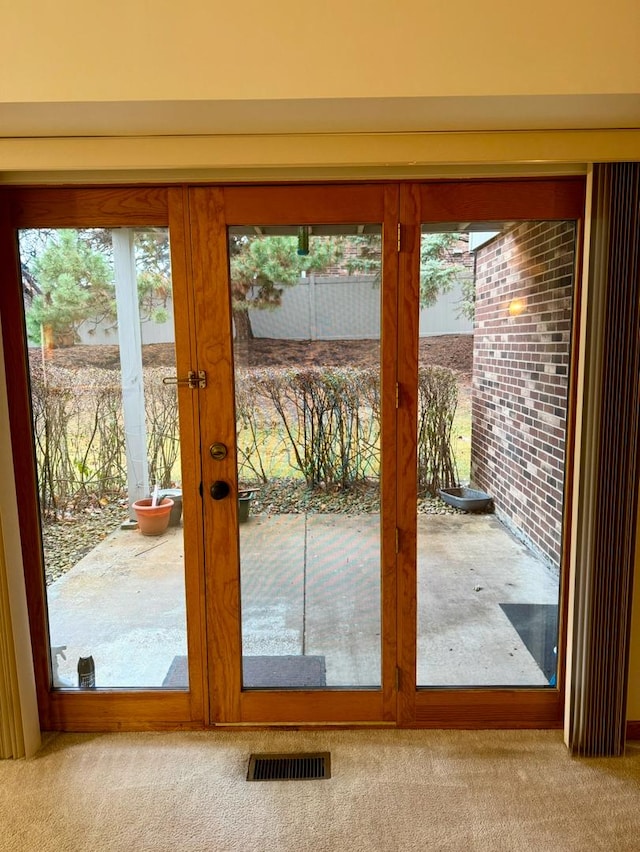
[209,721,398,730]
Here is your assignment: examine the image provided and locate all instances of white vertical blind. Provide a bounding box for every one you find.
[568,162,640,756]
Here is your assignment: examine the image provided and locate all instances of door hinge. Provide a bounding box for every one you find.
[163,370,207,390]
[396,665,402,690]
[395,527,400,554]
[397,222,402,252]
[396,382,400,408]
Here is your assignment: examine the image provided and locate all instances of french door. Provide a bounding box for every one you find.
[190,185,399,723]
[1,179,585,730]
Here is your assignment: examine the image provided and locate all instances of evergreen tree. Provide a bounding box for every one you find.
[230,234,343,341]
[23,228,173,347]
[347,232,468,308]
[26,230,114,347]
[133,229,172,326]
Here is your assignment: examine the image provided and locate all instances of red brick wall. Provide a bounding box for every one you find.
[470,222,575,570]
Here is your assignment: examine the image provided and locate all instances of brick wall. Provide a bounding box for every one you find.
[470,222,575,570]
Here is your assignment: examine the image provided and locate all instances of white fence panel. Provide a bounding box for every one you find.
[419,279,473,337]
[250,275,472,340]
[76,275,473,345]
[77,302,176,345]
[249,279,313,340]
[314,276,379,339]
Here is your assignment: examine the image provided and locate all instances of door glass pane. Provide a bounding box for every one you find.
[416,222,575,687]
[19,227,188,689]
[230,224,382,688]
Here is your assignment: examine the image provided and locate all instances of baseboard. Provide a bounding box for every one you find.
[626,720,640,740]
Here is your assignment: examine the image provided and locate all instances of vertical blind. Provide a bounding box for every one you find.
[568,163,640,756]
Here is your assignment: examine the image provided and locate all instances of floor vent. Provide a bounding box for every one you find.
[247,752,331,781]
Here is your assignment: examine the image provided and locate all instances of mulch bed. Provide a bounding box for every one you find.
[31,334,473,378]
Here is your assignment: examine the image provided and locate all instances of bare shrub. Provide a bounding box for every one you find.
[235,368,288,484]
[145,368,180,488]
[29,359,459,513]
[30,364,125,517]
[237,365,456,493]
[30,365,181,516]
[257,366,381,488]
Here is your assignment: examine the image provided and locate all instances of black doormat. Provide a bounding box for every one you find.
[162,655,327,689]
[500,603,558,682]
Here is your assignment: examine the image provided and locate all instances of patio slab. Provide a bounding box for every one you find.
[47,527,187,688]
[417,514,557,686]
[46,511,559,691]
[240,515,305,657]
[305,515,381,686]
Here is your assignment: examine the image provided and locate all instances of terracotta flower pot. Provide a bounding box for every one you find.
[132,497,174,536]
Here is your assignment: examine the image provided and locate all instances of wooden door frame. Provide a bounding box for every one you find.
[0,186,207,730]
[0,177,586,731]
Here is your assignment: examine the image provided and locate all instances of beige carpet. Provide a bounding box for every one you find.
[1,729,640,851]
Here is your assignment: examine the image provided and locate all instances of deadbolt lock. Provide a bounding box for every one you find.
[209,442,228,461]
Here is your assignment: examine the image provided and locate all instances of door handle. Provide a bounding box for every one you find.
[210,480,231,501]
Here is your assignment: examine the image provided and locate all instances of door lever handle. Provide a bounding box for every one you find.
[210,481,231,501]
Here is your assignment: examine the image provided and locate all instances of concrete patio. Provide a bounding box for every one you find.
[47,512,559,691]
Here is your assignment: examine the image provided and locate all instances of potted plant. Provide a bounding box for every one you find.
[132,495,174,536]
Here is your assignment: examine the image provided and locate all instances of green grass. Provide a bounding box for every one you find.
[451,383,472,484]
[237,425,301,482]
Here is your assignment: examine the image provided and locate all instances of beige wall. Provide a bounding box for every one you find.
[1,0,639,103]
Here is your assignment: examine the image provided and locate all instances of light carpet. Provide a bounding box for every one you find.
[1,729,640,851]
